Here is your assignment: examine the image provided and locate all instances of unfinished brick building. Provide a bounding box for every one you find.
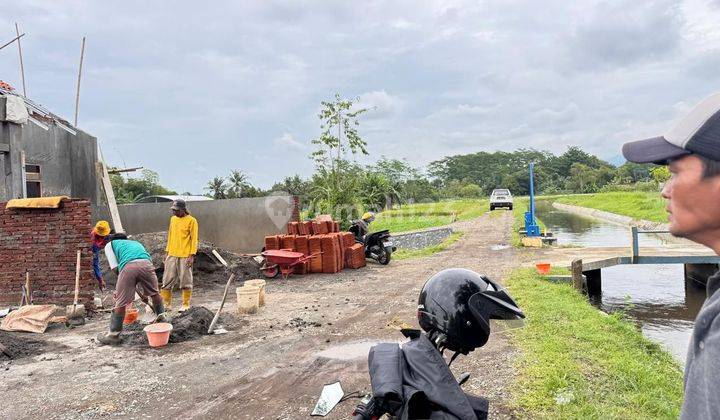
[0,198,93,306]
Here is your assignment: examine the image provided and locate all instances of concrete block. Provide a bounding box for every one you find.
[522,237,543,248]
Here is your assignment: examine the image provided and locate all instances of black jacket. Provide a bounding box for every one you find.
[368,332,488,419]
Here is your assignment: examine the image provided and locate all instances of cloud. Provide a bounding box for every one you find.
[0,0,718,191]
[274,132,306,150]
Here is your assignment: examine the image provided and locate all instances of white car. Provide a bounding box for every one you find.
[490,189,513,211]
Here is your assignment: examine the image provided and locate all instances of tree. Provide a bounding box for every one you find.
[307,94,370,225]
[311,93,369,171]
[110,169,176,204]
[227,170,250,198]
[651,166,671,183]
[271,175,309,197]
[205,176,228,199]
[459,183,483,198]
[359,171,396,210]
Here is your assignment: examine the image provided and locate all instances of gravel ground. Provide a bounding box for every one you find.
[0,210,525,419]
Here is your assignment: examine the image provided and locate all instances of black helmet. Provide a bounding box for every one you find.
[418,268,525,354]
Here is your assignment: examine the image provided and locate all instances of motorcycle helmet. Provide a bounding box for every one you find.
[418,268,525,354]
[362,211,375,222]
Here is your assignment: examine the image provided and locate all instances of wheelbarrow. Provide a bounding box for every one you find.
[260,249,321,280]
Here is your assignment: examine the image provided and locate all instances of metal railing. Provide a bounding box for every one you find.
[630,226,671,262]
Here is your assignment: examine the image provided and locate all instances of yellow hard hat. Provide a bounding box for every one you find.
[362,212,375,221]
[95,220,111,236]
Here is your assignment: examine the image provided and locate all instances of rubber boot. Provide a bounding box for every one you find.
[180,288,192,312]
[160,289,172,310]
[152,297,169,323]
[97,312,124,346]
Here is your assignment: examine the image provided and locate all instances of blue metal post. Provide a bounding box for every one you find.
[525,162,541,237]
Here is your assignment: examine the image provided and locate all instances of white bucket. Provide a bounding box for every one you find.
[243,279,267,306]
[236,286,260,314]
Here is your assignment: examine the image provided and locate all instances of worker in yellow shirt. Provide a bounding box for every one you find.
[160,199,199,311]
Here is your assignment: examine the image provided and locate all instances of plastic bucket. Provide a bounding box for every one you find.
[144,322,173,347]
[535,263,551,275]
[123,307,139,325]
[236,286,260,314]
[244,279,266,306]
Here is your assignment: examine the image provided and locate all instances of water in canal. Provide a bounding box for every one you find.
[536,201,706,364]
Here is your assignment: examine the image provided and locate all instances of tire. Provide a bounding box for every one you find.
[262,265,280,279]
[490,205,495,211]
[508,205,513,210]
[378,248,392,265]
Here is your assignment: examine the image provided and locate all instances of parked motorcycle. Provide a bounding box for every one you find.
[349,223,396,265]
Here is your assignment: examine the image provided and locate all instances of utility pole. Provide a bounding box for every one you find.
[74,36,86,127]
[15,23,26,96]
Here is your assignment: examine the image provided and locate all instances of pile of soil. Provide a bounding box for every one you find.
[121,306,215,347]
[0,331,67,360]
[102,232,262,288]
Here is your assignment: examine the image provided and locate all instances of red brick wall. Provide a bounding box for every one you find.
[0,199,94,306]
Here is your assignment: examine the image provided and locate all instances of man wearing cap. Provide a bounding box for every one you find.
[90,220,111,290]
[622,92,720,419]
[160,199,199,312]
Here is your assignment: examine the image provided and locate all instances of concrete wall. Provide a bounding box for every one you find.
[115,196,295,253]
[0,98,101,205]
[393,227,454,250]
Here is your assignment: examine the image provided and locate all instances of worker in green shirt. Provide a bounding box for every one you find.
[97,233,167,346]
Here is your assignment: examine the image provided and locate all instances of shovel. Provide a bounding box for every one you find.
[66,250,86,323]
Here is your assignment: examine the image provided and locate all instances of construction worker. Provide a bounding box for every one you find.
[161,199,198,311]
[97,233,166,346]
[90,220,111,290]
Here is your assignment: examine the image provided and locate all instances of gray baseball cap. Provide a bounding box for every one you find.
[622,93,720,164]
[170,199,187,211]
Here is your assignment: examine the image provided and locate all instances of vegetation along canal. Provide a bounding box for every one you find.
[536,201,706,363]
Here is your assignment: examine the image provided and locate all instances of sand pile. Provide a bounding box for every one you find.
[102,232,262,287]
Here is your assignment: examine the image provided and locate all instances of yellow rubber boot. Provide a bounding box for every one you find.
[180,288,192,312]
[160,289,172,310]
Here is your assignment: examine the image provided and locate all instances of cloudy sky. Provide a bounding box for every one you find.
[2,1,720,193]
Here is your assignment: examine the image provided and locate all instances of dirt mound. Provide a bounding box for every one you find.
[0,331,67,360]
[102,232,262,288]
[120,306,215,347]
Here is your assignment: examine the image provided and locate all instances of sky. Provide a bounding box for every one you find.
[2,0,720,193]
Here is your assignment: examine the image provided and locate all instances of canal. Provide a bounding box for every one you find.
[536,201,706,364]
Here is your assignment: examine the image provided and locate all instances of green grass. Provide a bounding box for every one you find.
[393,232,464,260]
[506,269,683,419]
[550,192,667,223]
[371,200,488,233]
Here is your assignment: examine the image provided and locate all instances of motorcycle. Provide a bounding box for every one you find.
[349,223,396,265]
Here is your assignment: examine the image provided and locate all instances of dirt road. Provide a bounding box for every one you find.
[0,210,523,419]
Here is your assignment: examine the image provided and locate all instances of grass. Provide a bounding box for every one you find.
[549,191,667,223]
[393,232,464,260]
[371,199,488,233]
[506,268,683,419]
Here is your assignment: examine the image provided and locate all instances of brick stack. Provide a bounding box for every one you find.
[320,235,340,273]
[0,199,93,306]
[263,216,367,277]
[265,235,281,250]
[281,235,295,251]
[345,243,367,269]
[294,236,310,274]
[308,236,323,272]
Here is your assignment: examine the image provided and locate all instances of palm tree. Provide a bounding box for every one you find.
[205,176,228,199]
[228,170,250,198]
